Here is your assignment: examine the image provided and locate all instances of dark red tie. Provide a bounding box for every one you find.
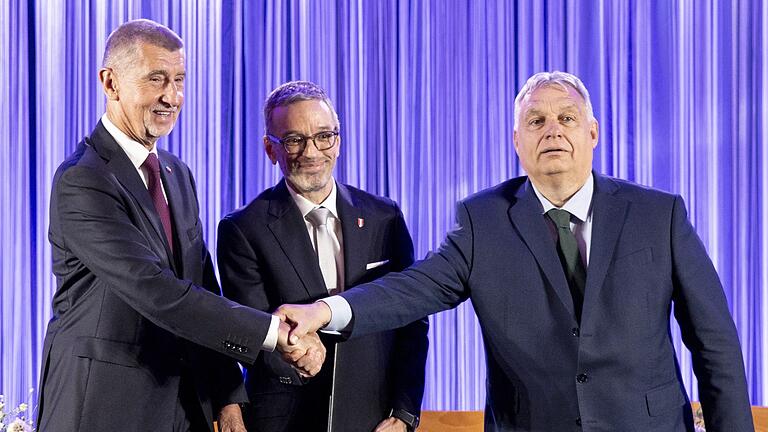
[142,153,174,253]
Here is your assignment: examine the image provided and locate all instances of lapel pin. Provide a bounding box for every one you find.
[357,218,365,228]
[165,166,172,174]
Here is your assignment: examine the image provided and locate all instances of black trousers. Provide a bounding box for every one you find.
[174,373,210,432]
[243,366,333,432]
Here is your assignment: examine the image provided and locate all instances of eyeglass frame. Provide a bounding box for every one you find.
[266,129,340,154]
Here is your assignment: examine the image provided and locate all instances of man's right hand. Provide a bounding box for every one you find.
[276,321,326,377]
[275,302,332,344]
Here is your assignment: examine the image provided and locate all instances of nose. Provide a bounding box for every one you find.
[545,122,564,140]
[160,82,182,107]
[300,138,322,157]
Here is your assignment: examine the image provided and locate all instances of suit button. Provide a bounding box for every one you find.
[571,327,580,337]
[575,417,581,426]
[576,373,589,383]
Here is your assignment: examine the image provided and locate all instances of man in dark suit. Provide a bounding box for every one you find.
[277,72,754,431]
[38,20,324,432]
[217,81,428,432]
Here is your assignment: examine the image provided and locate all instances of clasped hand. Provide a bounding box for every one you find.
[275,302,334,376]
[276,321,325,377]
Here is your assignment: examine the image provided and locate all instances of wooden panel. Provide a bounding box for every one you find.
[421,406,768,432]
[755,407,768,432]
[419,411,484,432]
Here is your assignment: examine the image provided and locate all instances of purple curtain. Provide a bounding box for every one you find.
[2,0,767,411]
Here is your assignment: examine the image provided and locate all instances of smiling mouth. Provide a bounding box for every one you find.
[299,162,326,170]
[152,109,176,117]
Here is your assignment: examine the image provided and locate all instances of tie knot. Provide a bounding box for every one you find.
[547,208,573,229]
[142,153,161,173]
[306,207,332,227]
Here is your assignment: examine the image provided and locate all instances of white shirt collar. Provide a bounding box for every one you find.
[287,179,339,220]
[101,114,158,170]
[531,173,594,222]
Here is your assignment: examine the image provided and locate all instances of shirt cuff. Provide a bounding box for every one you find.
[262,315,280,352]
[319,295,353,332]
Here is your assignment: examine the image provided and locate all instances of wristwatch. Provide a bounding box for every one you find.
[390,408,420,431]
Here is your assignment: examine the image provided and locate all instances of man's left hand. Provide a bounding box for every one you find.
[217,403,247,432]
[374,416,408,432]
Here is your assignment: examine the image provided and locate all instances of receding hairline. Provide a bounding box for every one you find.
[521,89,586,112]
[513,71,595,129]
[102,19,183,69]
[263,81,340,133]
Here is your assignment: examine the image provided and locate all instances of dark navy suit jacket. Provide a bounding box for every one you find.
[341,173,752,431]
[217,180,428,432]
[38,121,271,431]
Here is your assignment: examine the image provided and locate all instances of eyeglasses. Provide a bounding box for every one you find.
[266,130,339,154]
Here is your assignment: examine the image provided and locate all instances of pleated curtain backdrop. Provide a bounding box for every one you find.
[2,0,767,411]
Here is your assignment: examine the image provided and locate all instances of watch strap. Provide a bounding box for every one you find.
[389,408,420,430]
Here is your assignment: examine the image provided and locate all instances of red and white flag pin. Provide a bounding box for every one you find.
[357,218,365,228]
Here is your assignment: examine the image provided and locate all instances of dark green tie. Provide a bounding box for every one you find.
[547,209,586,321]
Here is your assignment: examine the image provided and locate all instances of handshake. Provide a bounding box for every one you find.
[273,302,335,377]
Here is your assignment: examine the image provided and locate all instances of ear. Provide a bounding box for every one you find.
[99,68,119,101]
[513,130,520,153]
[263,136,278,165]
[590,119,599,149]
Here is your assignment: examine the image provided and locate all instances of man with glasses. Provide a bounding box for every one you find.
[217,81,428,432]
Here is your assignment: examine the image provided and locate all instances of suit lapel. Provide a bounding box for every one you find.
[90,122,174,266]
[266,180,328,299]
[581,175,628,326]
[158,155,183,274]
[336,183,367,286]
[507,180,576,319]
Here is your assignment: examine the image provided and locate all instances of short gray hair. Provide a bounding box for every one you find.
[102,19,183,70]
[514,71,594,129]
[264,81,340,133]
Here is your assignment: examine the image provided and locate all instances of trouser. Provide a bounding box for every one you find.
[174,373,210,432]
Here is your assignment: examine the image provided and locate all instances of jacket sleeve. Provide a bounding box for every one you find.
[342,201,473,339]
[669,195,753,430]
[386,205,429,416]
[198,248,249,409]
[217,216,305,384]
[54,165,271,365]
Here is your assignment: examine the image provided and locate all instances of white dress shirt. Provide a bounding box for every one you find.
[320,174,596,333]
[531,173,594,266]
[101,114,168,203]
[287,180,345,291]
[264,180,346,350]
